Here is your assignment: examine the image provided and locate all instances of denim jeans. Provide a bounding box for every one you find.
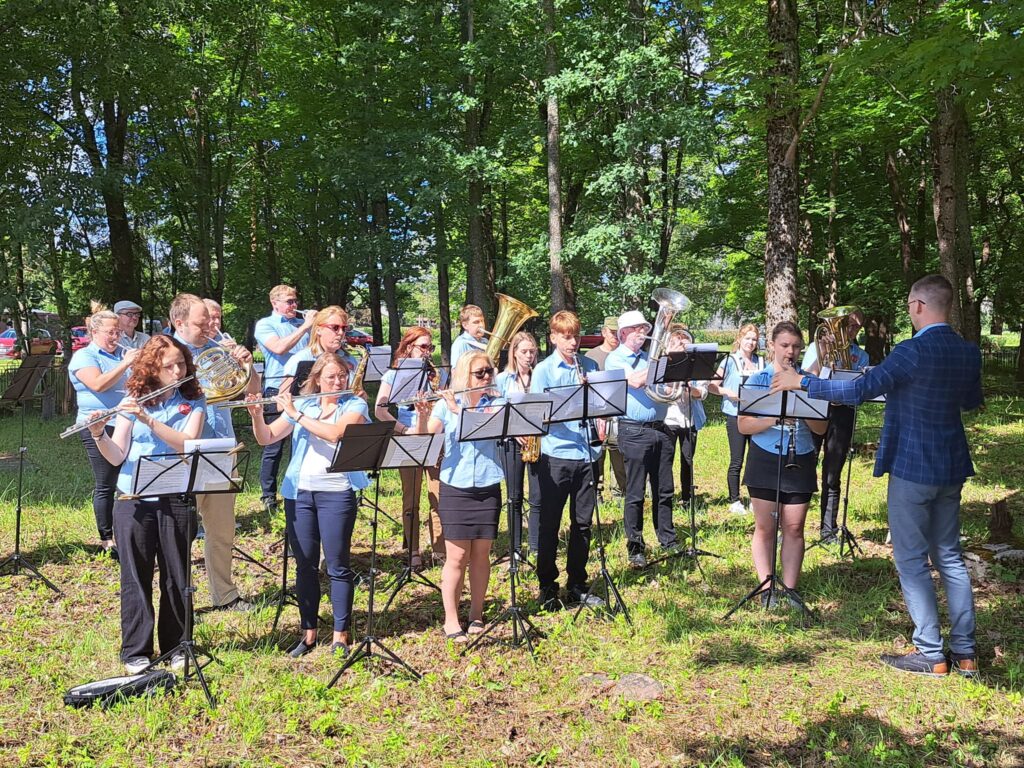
[887,475,976,659]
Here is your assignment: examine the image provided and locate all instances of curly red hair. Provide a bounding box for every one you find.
[126,335,203,400]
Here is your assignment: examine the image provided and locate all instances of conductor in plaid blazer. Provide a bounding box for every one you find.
[772,275,984,678]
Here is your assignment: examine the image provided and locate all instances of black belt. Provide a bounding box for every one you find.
[618,418,665,429]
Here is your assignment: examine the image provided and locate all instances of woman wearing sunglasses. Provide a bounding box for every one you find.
[413,351,504,641]
[279,306,358,396]
[375,326,443,568]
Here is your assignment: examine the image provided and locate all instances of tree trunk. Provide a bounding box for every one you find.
[764,0,801,329]
[462,0,491,317]
[885,150,914,283]
[436,202,453,367]
[932,86,980,342]
[543,0,566,314]
[826,149,839,306]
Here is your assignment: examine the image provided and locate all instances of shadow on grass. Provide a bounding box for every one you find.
[672,710,1024,767]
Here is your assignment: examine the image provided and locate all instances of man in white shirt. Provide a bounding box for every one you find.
[114,300,151,350]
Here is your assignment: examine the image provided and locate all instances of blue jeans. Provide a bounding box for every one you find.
[887,475,976,660]
[285,489,358,632]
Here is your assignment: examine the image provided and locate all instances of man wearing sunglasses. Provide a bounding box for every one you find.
[772,275,983,679]
[114,300,151,350]
[254,284,315,512]
[530,310,604,611]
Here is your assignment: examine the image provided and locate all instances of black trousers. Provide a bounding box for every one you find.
[113,497,194,661]
[81,427,121,541]
[258,390,286,503]
[820,405,856,535]
[618,421,676,554]
[724,415,750,503]
[664,424,698,501]
[536,455,597,594]
[597,442,627,495]
[502,440,542,552]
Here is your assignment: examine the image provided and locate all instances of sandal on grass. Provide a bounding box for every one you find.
[443,629,468,644]
[467,620,486,635]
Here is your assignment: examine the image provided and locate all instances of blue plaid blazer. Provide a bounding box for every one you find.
[807,324,983,486]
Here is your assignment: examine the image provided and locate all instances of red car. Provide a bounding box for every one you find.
[0,328,63,358]
[579,328,604,350]
[345,328,375,348]
[70,326,90,352]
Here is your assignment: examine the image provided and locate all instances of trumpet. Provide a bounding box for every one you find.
[215,388,355,409]
[59,376,196,438]
[391,385,496,408]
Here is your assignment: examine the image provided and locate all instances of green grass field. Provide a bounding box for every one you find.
[1,395,1023,767]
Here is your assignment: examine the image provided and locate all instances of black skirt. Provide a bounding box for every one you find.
[743,441,818,495]
[438,482,502,541]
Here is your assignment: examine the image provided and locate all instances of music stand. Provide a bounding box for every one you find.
[0,353,60,594]
[644,346,724,576]
[362,345,393,384]
[378,433,445,621]
[724,387,828,620]
[458,397,553,655]
[545,370,632,625]
[324,422,423,686]
[130,444,249,708]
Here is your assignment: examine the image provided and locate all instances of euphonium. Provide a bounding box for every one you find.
[643,288,691,403]
[483,294,539,363]
[814,305,859,370]
[195,338,251,403]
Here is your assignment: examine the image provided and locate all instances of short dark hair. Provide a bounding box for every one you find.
[910,274,954,314]
[771,321,802,342]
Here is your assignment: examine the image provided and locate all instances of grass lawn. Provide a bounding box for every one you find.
[1,394,1023,767]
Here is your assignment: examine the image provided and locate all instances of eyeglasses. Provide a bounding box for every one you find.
[907,298,926,309]
[281,298,299,305]
[471,367,494,379]
[119,312,142,318]
[412,343,435,352]
[321,324,348,333]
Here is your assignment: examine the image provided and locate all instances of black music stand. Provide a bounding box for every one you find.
[645,347,723,576]
[724,387,827,620]
[378,433,445,621]
[325,422,423,685]
[131,445,249,708]
[545,370,632,625]
[0,353,60,594]
[459,397,553,656]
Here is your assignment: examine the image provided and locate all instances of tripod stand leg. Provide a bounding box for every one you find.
[0,554,62,594]
[723,575,773,619]
[231,545,275,575]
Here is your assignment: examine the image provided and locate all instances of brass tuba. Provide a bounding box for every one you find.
[814,305,859,370]
[643,288,691,403]
[483,294,540,363]
[195,339,252,403]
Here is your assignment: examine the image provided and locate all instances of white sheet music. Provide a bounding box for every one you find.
[738,387,831,420]
[364,345,393,383]
[184,438,239,492]
[546,368,626,422]
[381,433,443,469]
[133,457,191,496]
[387,358,431,403]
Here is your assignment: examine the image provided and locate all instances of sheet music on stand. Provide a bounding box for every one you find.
[290,360,314,395]
[327,422,395,474]
[544,369,626,424]
[457,395,553,443]
[381,432,444,469]
[386,358,432,404]
[824,367,886,403]
[647,344,722,388]
[128,445,248,498]
[738,386,831,420]
[363,345,393,384]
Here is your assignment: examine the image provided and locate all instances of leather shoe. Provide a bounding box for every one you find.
[538,588,561,612]
[628,551,648,570]
[880,650,949,677]
[287,638,316,658]
[950,653,979,679]
[566,588,605,609]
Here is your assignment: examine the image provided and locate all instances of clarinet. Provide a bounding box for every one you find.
[574,354,602,447]
[784,360,802,469]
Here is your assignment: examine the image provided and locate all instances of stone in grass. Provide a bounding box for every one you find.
[994,549,1024,564]
[610,673,665,702]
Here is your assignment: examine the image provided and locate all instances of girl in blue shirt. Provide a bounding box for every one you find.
[88,335,205,674]
[68,305,139,557]
[738,322,828,607]
[414,351,504,642]
[247,352,369,659]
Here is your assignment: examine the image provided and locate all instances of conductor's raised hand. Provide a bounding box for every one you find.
[770,366,803,394]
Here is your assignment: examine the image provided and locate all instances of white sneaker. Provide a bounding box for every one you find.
[124,657,151,675]
[728,501,747,515]
[168,652,187,672]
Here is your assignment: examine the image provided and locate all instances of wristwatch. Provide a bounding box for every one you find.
[799,375,812,391]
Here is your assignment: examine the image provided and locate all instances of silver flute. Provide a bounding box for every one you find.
[59,375,196,439]
[216,388,354,409]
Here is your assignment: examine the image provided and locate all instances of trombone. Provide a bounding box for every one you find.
[59,376,197,438]
[215,388,355,409]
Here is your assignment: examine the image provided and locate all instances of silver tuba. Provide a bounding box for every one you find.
[644,287,691,403]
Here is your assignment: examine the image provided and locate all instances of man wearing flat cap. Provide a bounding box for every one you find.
[605,310,678,569]
[113,300,151,350]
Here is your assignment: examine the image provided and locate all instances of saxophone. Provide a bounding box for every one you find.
[518,368,541,463]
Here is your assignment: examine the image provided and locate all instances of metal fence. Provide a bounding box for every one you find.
[982,347,1019,373]
[0,360,76,417]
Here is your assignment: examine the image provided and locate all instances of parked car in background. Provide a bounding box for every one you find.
[345,328,375,347]
[579,328,604,350]
[70,326,90,352]
[0,328,63,359]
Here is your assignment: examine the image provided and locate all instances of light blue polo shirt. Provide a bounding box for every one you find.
[283,348,359,383]
[719,352,765,417]
[432,395,505,488]
[380,368,418,428]
[530,352,601,462]
[69,343,128,422]
[116,390,206,495]
[281,396,371,500]
[605,346,669,423]
[174,333,235,441]
[449,331,481,370]
[745,365,818,456]
[254,311,309,390]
